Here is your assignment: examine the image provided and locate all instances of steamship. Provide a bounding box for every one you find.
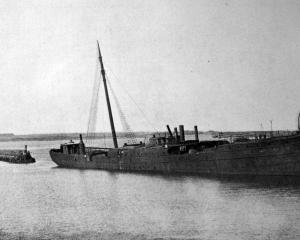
[50,42,300,176]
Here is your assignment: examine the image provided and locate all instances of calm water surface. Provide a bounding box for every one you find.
[0,140,300,239]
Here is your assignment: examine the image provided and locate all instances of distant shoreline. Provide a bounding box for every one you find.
[0,130,296,142]
[0,131,199,142]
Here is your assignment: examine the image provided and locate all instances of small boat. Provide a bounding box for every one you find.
[50,42,300,176]
[0,145,35,164]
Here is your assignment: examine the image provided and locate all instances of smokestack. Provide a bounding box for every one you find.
[79,134,85,154]
[174,127,179,142]
[166,125,173,137]
[194,126,199,141]
[179,125,185,142]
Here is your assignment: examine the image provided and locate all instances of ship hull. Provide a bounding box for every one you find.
[0,150,35,164]
[50,134,300,176]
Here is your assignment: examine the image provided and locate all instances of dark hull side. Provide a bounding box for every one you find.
[0,150,35,164]
[50,134,300,176]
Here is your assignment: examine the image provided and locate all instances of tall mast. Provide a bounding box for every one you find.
[97,41,118,148]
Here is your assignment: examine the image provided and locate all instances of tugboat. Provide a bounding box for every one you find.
[50,42,300,176]
[0,145,35,164]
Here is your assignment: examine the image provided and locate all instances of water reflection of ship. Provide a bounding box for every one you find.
[50,42,300,176]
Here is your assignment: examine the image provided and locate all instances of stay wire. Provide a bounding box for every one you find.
[86,58,102,145]
[105,64,159,134]
[106,76,137,144]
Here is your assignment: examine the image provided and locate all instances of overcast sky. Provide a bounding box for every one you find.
[0,0,300,134]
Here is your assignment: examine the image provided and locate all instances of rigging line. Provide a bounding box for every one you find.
[105,65,159,133]
[86,58,101,144]
[106,76,137,144]
[103,130,107,148]
[100,85,107,148]
[86,75,99,143]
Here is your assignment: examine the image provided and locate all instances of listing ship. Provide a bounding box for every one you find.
[50,42,300,176]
